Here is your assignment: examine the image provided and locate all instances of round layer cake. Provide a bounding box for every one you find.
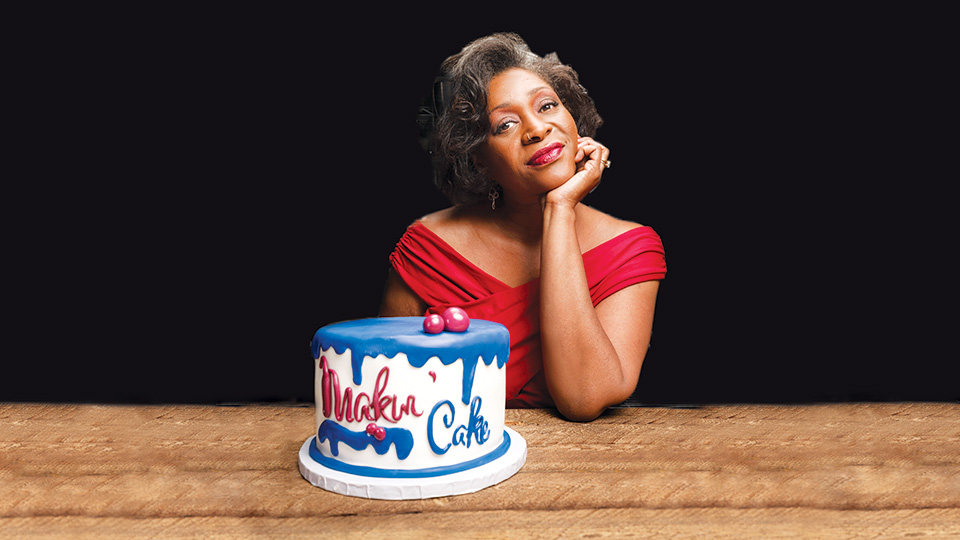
[298,316,527,499]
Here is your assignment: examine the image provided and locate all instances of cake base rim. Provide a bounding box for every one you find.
[297,426,527,500]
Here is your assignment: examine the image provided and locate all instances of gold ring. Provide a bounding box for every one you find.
[600,159,611,169]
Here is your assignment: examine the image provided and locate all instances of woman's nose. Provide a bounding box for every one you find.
[522,120,551,145]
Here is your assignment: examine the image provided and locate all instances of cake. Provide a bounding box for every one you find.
[297,311,527,499]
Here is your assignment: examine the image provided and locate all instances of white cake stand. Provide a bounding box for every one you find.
[298,427,527,500]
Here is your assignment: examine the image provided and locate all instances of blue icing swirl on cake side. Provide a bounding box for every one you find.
[317,420,414,460]
[311,317,510,405]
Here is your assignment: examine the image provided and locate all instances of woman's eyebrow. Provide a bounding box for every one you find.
[489,86,553,113]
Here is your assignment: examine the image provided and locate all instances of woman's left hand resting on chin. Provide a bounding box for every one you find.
[538,138,660,421]
[540,137,608,211]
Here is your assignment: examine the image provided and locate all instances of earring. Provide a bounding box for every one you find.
[488,184,501,210]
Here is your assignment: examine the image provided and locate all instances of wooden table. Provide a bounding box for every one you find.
[2,402,958,539]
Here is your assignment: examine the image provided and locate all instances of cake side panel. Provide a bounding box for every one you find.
[313,347,506,471]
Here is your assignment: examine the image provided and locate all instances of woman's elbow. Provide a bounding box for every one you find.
[553,385,634,422]
[556,402,606,422]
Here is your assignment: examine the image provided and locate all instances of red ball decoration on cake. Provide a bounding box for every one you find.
[442,307,470,332]
[423,313,445,334]
[365,423,386,441]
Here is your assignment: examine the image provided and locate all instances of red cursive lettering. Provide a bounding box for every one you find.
[319,356,422,423]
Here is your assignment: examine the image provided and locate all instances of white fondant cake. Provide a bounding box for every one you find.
[298,315,527,499]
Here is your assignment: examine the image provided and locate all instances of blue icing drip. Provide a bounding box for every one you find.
[316,419,413,460]
[311,317,510,405]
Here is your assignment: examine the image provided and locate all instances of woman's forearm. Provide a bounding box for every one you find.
[539,203,633,421]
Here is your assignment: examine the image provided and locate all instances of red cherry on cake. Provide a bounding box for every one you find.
[442,307,470,332]
[423,313,445,334]
[366,423,386,441]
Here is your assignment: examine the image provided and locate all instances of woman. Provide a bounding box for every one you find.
[380,33,666,421]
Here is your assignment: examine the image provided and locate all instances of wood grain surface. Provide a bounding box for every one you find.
[2,403,958,538]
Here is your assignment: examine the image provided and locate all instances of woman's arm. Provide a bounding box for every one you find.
[539,139,659,421]
[379,268,427,317]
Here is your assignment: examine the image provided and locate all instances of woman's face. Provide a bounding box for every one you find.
[474,68,579,202]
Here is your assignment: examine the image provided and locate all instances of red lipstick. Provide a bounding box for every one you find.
[527,142,564,167]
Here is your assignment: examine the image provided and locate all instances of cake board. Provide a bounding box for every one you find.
[298,427,527,500]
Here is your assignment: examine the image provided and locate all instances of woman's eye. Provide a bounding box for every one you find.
[540,101,558,112]
[495,120,515,134]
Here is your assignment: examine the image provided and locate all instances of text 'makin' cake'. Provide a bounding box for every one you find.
[297,310,527,499]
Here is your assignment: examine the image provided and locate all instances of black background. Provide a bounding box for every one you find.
[7,7,955,405]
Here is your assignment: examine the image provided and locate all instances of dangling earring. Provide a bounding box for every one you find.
[488,184,501,210]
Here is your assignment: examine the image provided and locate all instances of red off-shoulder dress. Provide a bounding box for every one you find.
[389,221,666,408]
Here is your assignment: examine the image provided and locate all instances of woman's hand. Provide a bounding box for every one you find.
[542,137,610,210]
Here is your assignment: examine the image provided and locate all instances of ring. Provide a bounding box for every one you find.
[600,159,611,169]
